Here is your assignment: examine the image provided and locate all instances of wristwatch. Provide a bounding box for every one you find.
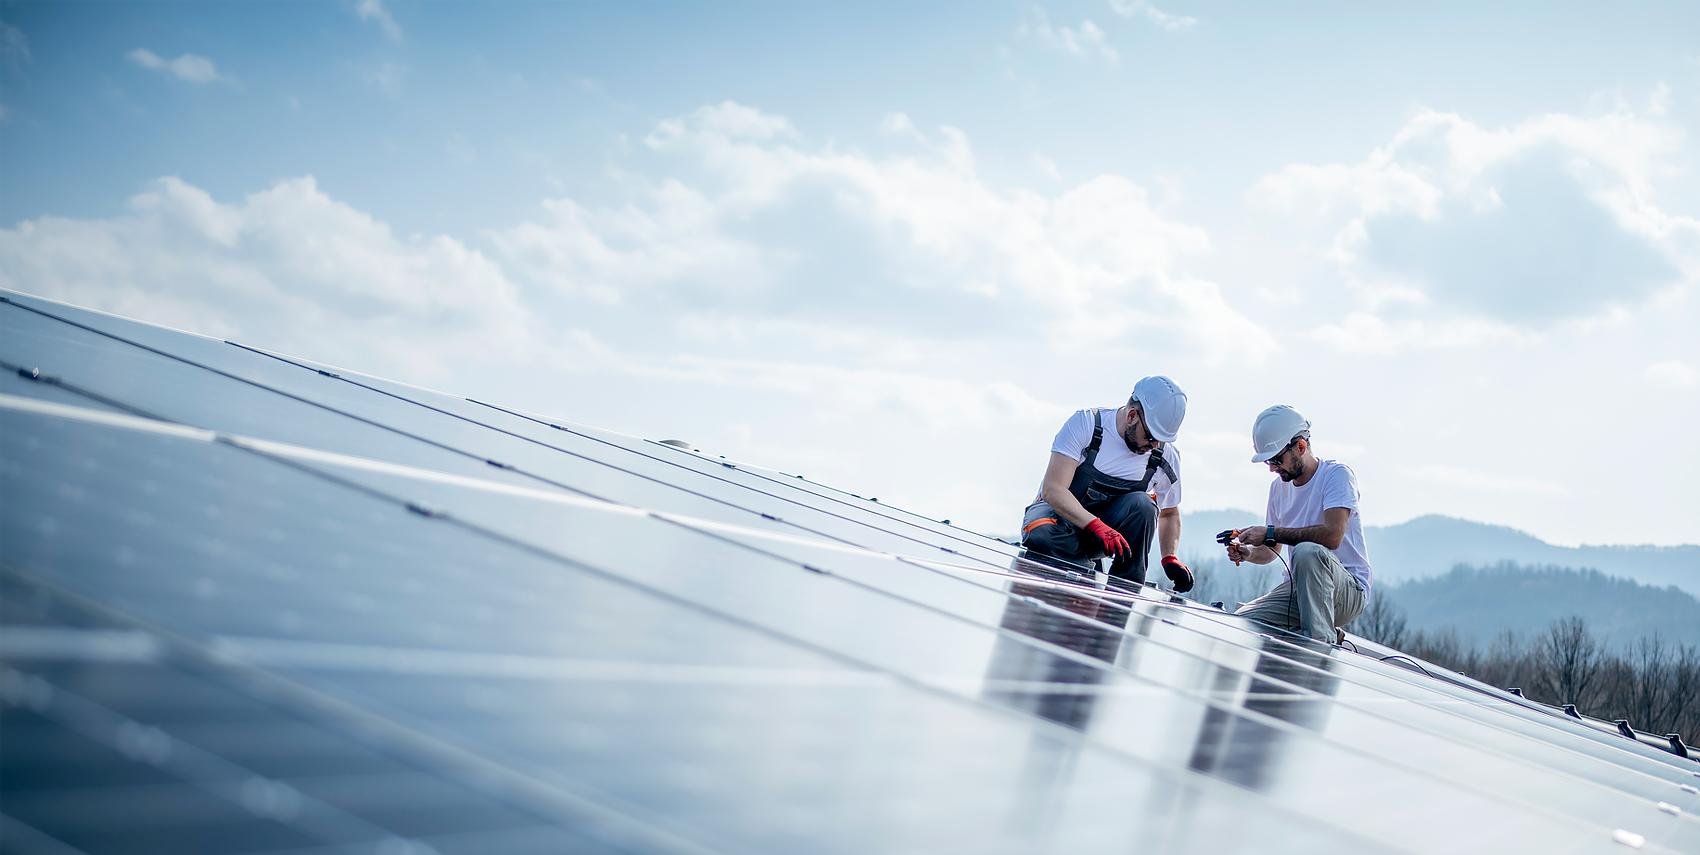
[1264,527,1278,548]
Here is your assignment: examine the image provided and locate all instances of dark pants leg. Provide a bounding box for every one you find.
[1099,491,1157,584]
[1020,494,1156,582]
[1020,501,1093,571]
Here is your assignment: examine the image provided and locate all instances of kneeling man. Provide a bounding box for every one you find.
[1224,405,1372,642]
[1020,376,1194,591]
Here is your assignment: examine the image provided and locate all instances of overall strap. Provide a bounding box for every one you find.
[1082,408,1105,466]
[1123,440,1176,494]
[1145,445,1177,484]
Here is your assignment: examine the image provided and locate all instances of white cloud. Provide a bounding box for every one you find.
[0,176,538,378]
[1646,360,1698,388]
[1108,0,1198,31]
[501,101,1271,362]
[880,112,924,142]
[353,0,403,42]
[1018,7,1119,64]
[647,100,796,147]
[0,104,1274,537]
[1309,311,1527,355]
[1249,107,1700,335]
[127,48,227,85]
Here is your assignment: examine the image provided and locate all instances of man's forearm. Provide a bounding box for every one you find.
[1272,523,1341,550]
[1041,485,1097,528]
[1158,510,1180,556]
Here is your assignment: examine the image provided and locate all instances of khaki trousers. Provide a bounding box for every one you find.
[1235,542,1366,643]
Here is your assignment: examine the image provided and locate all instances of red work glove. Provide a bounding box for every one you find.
[1161,554,1194,593]
[1084,518,1131,558]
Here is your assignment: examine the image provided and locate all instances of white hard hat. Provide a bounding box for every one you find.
[1250,405,1311,462]
[1131,375,1187,442]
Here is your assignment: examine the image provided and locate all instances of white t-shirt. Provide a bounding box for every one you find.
[1046,408,1182,509]
[1265,459,1372,594]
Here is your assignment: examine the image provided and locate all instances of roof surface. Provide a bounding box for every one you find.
[2,288,1698,854]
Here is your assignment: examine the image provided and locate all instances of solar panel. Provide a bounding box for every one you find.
[3,289,1698,854]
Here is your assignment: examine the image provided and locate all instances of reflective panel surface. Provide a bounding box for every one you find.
[4,290,1699,855]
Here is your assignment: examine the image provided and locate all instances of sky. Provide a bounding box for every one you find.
[1,1,1697,547]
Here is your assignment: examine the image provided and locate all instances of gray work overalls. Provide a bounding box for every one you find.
[1021,408,1174,583]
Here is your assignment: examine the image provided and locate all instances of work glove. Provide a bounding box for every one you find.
[1084,518,1131,558]
[1161,554,1194,593]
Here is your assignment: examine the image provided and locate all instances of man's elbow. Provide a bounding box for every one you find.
[1321,531,1345,550]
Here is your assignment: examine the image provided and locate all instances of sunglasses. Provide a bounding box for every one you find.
[1123,409,1159,448]
[1266,436,1300,466]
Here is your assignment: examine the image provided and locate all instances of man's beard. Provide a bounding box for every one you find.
[1275,461,1301,482]
[1122,429,1156,454]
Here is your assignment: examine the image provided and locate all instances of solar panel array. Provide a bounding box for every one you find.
[2,288,1697,854]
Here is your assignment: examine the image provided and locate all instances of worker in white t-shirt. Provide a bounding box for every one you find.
[1222,405,1372,643]
[1019,376,1196,592]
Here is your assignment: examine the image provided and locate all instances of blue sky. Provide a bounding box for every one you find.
[3,1,1698,546]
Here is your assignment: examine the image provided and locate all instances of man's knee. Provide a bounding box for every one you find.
[1130,491,1157,521]
[1235,592,1295,627]
[1024,525,1072,556]
[1291,542,1331,574]
[1102,491,1156,532]
[1021,503,1076,556]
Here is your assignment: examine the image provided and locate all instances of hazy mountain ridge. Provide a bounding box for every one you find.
[1178,509,1700,597]
[1385,564,1700,649]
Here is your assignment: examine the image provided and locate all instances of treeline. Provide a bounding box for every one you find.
[1389,562,1700,649]
[1354,593,1700,745]
[1182,557,1700,744]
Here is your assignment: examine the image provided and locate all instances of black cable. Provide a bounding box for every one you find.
[1378,654,1435,677]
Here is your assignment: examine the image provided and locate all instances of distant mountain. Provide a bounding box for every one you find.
[1177,509,1700,597]
[1385,564,1700,650]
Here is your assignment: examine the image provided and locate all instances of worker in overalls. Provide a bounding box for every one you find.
[1019,376,1193,591]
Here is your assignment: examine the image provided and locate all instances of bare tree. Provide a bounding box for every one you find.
[1366,605,1695,744]
[1618,634,1674,731]
[1408,627,1481,676]
[1472,629,1534,692]
[1668,644,1700,744]
[1531,615,1605,708]
[1351,590,1408,648]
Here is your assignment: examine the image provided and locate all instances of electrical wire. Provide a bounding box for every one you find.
[1377,654,1435,677]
